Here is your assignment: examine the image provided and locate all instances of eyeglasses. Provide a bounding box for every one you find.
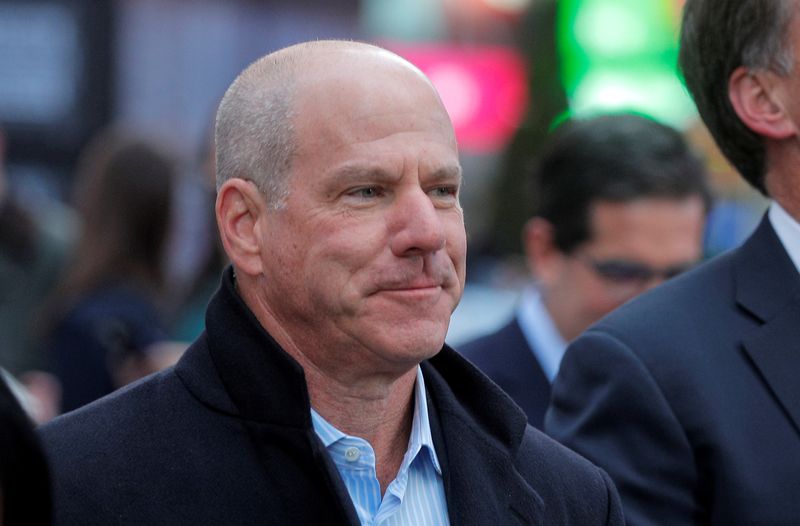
[576,254,694,285]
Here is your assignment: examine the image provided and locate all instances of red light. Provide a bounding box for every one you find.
[386,43,528,154]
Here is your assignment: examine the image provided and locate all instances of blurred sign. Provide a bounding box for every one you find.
[0,3,80,124]
[0,0,112,165]
[388,43,528,154]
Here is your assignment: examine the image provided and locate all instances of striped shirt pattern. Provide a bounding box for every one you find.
[311,367,450,525]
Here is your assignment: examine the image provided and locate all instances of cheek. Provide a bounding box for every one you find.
[587,284,633,317]
[301,224,387,289]
[445,216,467,264]
[450,231,467,271]
[562,268,620,317]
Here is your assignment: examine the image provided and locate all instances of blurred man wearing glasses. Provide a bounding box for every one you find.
[459,113,710,428]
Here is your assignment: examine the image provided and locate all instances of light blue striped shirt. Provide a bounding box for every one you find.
[311,367,450,525]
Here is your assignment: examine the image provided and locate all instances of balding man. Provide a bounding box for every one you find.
[41,41,622,525]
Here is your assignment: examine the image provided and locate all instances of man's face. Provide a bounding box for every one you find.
[536,197,706,341]
[255,56,466,375]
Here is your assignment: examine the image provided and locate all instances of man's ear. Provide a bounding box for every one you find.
[728,66,795,139]
[523,217,564,286]
[215,178,267,276]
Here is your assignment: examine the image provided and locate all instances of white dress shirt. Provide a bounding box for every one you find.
[516,286,568,383]
[769,201,800,275]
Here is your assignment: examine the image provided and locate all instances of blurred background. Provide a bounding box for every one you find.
[0,0,767,418]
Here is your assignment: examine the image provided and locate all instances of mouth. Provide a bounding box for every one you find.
[385,279,440,290]
[369,265,456,299]
[381,283,440,292]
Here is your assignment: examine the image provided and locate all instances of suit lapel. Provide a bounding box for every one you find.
[741,299,800,435]
[735,216,800,437]
[507,318,554,428]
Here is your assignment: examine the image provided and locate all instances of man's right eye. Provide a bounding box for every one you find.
[348,186,383,199]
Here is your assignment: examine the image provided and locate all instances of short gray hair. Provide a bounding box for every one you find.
[215,53,297,208]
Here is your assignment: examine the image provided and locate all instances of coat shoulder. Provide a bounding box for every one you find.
[38,368,257,525]
[517,425,624,525]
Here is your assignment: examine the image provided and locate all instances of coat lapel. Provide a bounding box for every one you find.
[735,216,800,437]
[424,351,544,525]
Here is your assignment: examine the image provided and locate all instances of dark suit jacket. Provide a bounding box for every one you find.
[546,216,800,525]
[41,268,623,525]
[459,318,552,429]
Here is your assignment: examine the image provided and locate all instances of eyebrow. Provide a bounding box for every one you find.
[333,165,398,185]
[332,164,463,185]
[428,165,463,184]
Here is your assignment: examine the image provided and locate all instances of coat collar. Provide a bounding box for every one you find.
[177,268,359,525]
[736,215,800,436]
[202,267,312,427]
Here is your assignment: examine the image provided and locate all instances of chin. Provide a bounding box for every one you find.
[377,324,447,363]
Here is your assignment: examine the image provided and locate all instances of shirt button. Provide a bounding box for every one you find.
[344,447,360,462]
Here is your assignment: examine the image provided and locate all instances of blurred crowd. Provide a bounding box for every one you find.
[0,124,225,423]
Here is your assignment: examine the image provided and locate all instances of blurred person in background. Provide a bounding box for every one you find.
[167,125,228,342]
[40,40,622,525]
[0,374,52,525]
[460,113,710,429]
[43,130,177,413]
[0,125,69,423]
[547,0,800,523]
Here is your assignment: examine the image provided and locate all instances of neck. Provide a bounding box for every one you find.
[306,360,417,494]
[765,141,800,222]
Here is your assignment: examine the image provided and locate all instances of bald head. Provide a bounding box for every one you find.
[214,40,443,208]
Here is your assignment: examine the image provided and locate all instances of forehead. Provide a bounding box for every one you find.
[288,55,458,175]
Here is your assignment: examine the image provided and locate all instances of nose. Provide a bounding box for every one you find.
[389,188,447,257]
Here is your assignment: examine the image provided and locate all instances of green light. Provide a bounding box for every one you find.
[575,2,654,56]
[557,0,695,128]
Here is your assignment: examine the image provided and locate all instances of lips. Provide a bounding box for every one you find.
[381,279,441,291]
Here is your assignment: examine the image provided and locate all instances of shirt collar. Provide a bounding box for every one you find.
[310,365,442,475]
[769,201,800,276]
[516,285,568,382]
